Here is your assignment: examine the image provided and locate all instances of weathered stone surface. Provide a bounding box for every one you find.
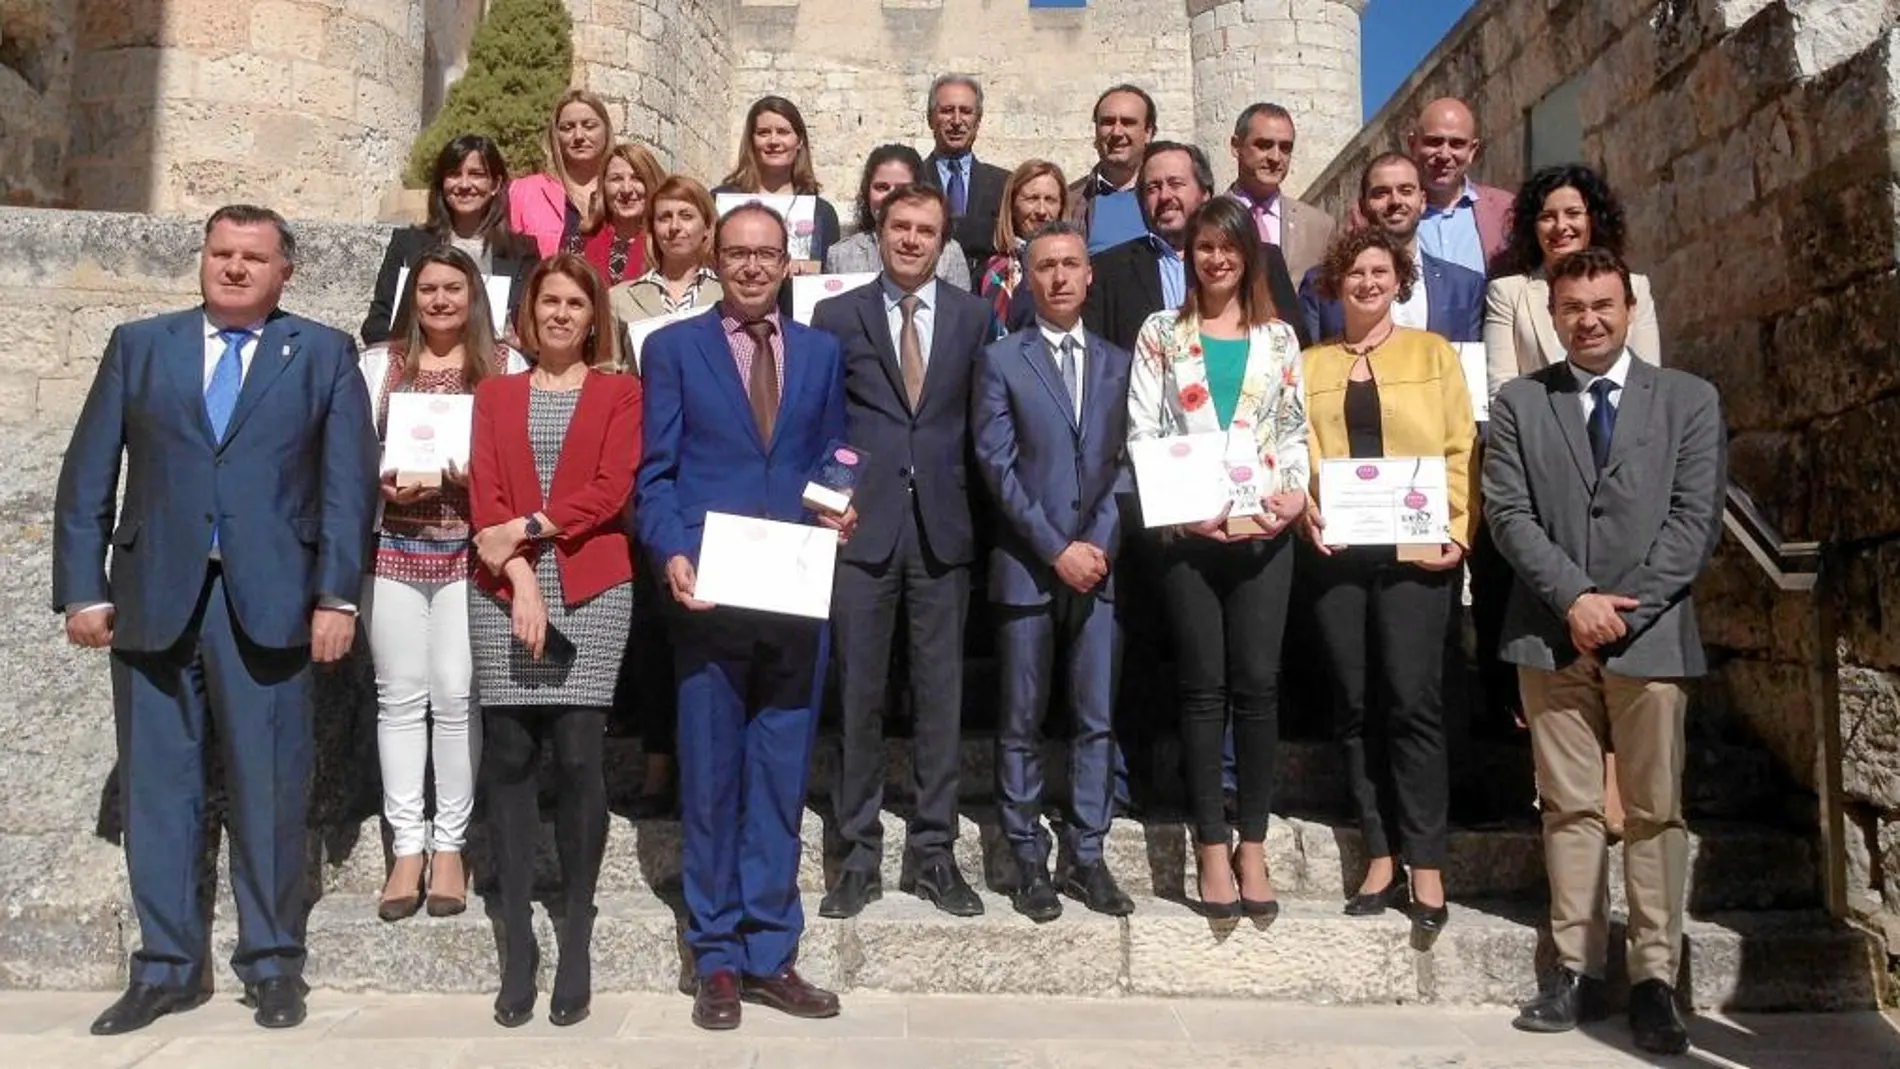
[1842,666,1900,811]
[1125,898,1413,1002]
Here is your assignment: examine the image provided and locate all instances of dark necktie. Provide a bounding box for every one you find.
[744,319,779,442]
[1056,336,1080,417]
[945,160,968,218]
[1587,378,1617,472]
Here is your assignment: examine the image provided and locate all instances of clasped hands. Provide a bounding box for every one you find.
[1179,490,1308,544]
[664,505,860,611]
[1566,591,1641,653]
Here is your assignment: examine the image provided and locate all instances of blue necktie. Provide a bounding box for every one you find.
[1587,378,1617,472]
[206,327,247,443]
[946,159,968,218]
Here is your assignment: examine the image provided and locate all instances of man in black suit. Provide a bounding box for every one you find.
[923,73,1010,291]
[811,184,992,920]
[1083,141,1307,352]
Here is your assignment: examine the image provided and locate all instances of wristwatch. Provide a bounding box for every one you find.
[522,514,545,540]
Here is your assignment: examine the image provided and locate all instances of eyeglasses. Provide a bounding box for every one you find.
[719,246,786,267]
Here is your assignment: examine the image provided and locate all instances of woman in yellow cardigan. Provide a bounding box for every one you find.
[1300,227,1477,940]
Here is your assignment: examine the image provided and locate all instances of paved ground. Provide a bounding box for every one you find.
[0,991,1895,1068]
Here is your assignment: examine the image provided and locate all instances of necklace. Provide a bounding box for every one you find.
[1341,320,1396,357]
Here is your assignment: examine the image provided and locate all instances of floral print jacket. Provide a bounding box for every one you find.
[1125,309,1310,494]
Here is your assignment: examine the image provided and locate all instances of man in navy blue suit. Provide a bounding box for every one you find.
[971,221,1135,921]
[636,203,849,1031]
[809,185,992,922]
[1299,152,1486,345]
[53,204,379,1035]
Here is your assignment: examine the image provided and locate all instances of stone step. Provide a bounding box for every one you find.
[311,809,1820,915]
[199,892,1879,1011]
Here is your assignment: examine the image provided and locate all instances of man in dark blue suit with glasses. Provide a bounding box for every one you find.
[53,204,379,1035]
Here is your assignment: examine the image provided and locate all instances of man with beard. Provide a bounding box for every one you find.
[1083,141,1303,352]
[1408,97,1514,277]
[1065,85,1157,254]
[1227,102,1336,284]
[923,73,1009,289]
[811,184,993,921]
[1299,152,1484,346]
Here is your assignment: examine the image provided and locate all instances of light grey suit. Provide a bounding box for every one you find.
[1482,352,1726,986]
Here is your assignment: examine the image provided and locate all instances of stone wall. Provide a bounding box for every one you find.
[0,0,75,207]
[571,0,735,182]
[1304,0,1900,928]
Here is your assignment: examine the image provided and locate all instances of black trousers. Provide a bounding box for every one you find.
[832,506,970,871]
[1311,552,1453,868]
[1162,533,1294,845]
[484,705,608,989]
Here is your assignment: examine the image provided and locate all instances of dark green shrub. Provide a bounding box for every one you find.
[404,0,575,187]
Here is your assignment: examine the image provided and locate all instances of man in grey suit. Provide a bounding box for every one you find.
[1483,248,1725,1056]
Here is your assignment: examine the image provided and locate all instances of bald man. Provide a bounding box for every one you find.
[1406,97,1515,277]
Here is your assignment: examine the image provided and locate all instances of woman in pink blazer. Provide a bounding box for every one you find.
[509,89,615,258]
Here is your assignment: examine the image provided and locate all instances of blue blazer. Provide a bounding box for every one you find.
[810,277,990,568]
[52,307,379,652]
[1298,252,1486,345]
[970,327,1132,606]
[635,309,847,568]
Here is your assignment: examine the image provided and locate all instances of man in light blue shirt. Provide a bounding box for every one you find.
[1406,97,1515,276]
[1065,85,1156,254]
[1417,177,1488,276]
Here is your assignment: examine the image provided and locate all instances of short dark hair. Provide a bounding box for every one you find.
[1358,152,1421,201]
[1093,83,1157,133]
[713,202,789,253]
[1546,246,1636,307]
[855,143,926,234]
[1507,163,1629,275]
[1024,219,1088,261]
[205,204,296,264]
[1231,102,1294,139]
[1315,227,1419,306]
[876,182,950,242]
[1140,140,1215,197]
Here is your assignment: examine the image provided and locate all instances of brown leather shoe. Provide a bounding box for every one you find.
[741,966,840,1019]
[692,969,741,1031]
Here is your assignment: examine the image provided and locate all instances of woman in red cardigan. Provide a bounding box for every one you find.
[467,254,640,1029]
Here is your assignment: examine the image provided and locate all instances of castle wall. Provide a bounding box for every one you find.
[571,0,736,185]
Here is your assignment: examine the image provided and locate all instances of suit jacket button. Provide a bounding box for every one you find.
[1591,506,1605,518]
[1071,499,1081,509]
[204,513,214,522]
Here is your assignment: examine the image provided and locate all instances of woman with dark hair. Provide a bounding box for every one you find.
[822,143,971,288]
[1301,226,1477,941]
[467,254,639,1028]
[508,89,616,258]
[361,134,537,344]
[1485,163,1660,397]
[713,95,840,273]
[359,246,530,923]
[1126,198,1307,920]
[979,159,1068,337]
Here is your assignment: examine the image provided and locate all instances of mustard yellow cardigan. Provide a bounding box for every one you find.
[1301,328,1479,549]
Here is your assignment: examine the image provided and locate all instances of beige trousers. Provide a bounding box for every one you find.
[1521,658,1688,985]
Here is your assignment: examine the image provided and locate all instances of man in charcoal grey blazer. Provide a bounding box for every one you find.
[1482,249,1724,1056]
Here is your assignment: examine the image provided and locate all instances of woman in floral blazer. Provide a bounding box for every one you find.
[1125,198,1308,921]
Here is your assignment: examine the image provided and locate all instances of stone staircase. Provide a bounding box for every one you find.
[169,734,1886,1011]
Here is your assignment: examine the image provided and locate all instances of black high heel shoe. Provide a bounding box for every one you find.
[1410,899,1450,936]
[1343,875,1410,916]
[1231,848,1279,924]
[493,942,539,1028]
[549,907,595,1027]
[1194,847,1242,920]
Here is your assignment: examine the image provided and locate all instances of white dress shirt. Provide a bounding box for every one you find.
[1570,346,1633,421]
[204,314,266,386]
[1392,244,1430,330]
[881,274,938,369]
[1035,316,1088,421]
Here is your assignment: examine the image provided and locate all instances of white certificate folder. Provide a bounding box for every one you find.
[692,511,840,620]
[1316,456,1451,546]
[382,393,473,485]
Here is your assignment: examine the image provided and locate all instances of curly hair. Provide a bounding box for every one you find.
[1314,227,1418,306]
[1505,163,1627,275]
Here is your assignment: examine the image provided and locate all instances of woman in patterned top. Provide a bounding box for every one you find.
[582,142,664,288]
[979,159,1068,338]
[359,245,528,924]
[1126,197,1308,922]
[508,89,615,258]
[468,255,640,1029]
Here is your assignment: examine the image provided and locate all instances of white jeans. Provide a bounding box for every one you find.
[364,575,480,855]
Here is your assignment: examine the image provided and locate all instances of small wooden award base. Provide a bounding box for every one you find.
[395,468,443,489]
[1225,514,1274,537]
[1395,543,1439,562]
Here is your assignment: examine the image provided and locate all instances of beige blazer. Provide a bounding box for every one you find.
[1484,271,1660,399]
[1278,197,1337,286]
[609,271,725,324]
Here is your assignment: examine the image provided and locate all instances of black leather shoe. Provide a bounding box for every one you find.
[1064,861,1134,917]
[818,868,883,919]
[243,977,309,1030]
[1629,979,1690,1055]
[493,941,539,1028]
[1343,877,1410,916]
[90,983,207,1036]
[1512,966,1606,1033]
[1011,867,1064,923]
[903,858,984,917]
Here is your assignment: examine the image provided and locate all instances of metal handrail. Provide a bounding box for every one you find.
[1721,478,1847,920]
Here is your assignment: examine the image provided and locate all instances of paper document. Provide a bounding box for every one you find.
[715,193,821,262]
[1455,343,1489,423]
[382,393,474,486]
[692,512,840,619]
[1316,456,1451,546]
[791,273,878,325]
[622,308,705,372]
[1128,432,1230,528]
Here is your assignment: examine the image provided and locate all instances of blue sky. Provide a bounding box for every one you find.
[1362,0,1481,118]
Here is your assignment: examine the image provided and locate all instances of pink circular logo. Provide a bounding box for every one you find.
[410,426,435,440]
[1404,490,1428,510]
[1169,442,1192,458]
[1229,465,1254,483]
[428,398,453,413]
[825,279,845,292]
[1355,465,1379,480]
[834,448,859,465]
[795,220,815,237]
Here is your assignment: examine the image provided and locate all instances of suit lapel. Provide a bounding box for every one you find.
[1136,248,1165,314]
[692,316,767,454]
[1527,279,1565,366]
[219,314,295,451]
[1021,331,1078,434]
[918,289,963,414]
[1604,358,1655,476]
[771,324,819,455]
[1547,371,1598,492]
[1081,333,1117,441]
[170,312,218,448]
[856,285,909,413]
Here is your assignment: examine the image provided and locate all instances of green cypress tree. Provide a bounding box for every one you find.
[404,0,575,187]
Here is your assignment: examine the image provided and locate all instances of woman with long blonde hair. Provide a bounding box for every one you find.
[508,89,616,258]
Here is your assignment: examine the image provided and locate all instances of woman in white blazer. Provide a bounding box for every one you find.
[1484,164,1660,400]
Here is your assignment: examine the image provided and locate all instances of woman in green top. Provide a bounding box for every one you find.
[1126,197,1309,919]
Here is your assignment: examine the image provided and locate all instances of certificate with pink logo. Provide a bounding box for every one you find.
[715,193,821,262]
[382,392,474,487]
[1316,456,1450,546]
[790,272,878,324]
[692,512,840,619]
[1128,431,1231,528]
